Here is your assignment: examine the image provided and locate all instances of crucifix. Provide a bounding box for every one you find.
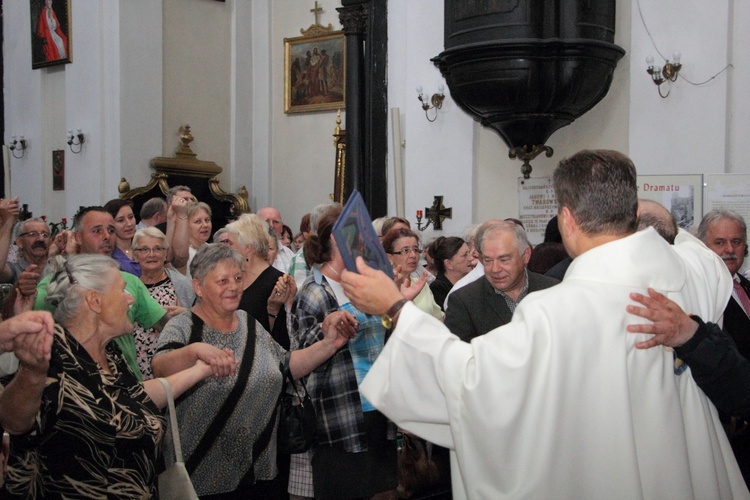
[310,1,323,26]
[416,195,453,231]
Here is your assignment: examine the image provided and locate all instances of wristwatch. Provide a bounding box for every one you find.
[381,298,408,329]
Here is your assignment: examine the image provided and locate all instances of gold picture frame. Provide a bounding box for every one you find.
[284,31,345,114]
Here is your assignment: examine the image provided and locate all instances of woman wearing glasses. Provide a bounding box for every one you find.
[382,227,443,320]
[131,227,195,378]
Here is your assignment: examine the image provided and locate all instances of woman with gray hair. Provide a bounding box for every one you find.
[131,226,195,378]
[0,254,222,498]
[152,244,355,497]
[225,213,296,350]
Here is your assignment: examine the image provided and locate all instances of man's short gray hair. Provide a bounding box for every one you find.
[14,218,49,240]
[140,197,167,220]
[696,209,747,244]
[475,220,530,257]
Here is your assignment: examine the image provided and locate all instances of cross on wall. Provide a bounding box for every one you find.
[310,1,323,25]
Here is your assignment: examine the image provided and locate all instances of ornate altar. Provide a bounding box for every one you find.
[118,126,250,230]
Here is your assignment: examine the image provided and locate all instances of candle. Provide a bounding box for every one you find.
[416,210,423,219]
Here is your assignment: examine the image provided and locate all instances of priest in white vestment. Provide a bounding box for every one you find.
[342,150,749,500]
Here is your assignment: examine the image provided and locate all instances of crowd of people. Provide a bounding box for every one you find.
[0,150,748,498]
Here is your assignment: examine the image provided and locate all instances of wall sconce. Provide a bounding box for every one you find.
[9,135,27,159]
[416,195,452,231]
[646,52,682,98]
[67,128,85,154]
[416,84,446,122]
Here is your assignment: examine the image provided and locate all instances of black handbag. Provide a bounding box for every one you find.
[278,369,317,454]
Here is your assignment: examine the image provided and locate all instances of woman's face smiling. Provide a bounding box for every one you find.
[113,205,136,241]
[193,261,243,316]
[132,236,167,274]
[189,209,212,246]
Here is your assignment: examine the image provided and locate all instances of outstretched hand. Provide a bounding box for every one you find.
[626,288,698,349]
[340,257,404,316]
[400,271,428,301]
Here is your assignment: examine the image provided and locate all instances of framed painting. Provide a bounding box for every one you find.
[284,31,345,114]
[30,0,72,69]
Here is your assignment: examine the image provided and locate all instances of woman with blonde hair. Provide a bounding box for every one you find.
[225,214,296,350]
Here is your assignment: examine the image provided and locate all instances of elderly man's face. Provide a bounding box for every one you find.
[704,218,747,276]
[16,221,51,260]
[480,230,529,296]
[258,208,283,237]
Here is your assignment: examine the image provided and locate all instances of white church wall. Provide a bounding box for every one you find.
[3,1,71,220]
[628,0,730,178]
[232,0,271,211]
[269,0,344,229]
[118,1,163,192]
[727,0,750,174]
[387,0,475,241]
[163,0,231,190]
[3,1,164,220]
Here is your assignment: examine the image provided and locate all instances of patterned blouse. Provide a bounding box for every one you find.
[2,326,165,499]
[134,275,178,379]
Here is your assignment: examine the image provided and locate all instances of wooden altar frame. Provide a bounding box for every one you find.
[118,126,249,228]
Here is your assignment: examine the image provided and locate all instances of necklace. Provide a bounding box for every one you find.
[326,263,340,278]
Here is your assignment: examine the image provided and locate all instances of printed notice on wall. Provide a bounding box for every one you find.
[704,174,750,223]
[518,177,557,245]
[636,175,703,232]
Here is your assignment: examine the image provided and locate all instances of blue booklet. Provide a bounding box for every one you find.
[332,190,394,279]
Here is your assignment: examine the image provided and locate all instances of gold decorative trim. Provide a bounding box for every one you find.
[119,125,249,216]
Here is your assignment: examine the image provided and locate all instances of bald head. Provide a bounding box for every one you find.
[637,199,678,244]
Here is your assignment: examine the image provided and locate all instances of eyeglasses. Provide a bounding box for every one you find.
[390,246,421,256]
[133,246,167,255]
[175,195,196,203]
[18,231,51,239]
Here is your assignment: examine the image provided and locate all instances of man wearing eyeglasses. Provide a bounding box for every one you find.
[444,219,558,342]
[0,218,52,287]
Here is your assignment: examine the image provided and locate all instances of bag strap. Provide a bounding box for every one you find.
[238,360,289,487]
[284,366,310,400]
[157,377,185,463]
[185,312,256,475]
[189,311,205,344]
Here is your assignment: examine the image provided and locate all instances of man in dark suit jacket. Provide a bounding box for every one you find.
[445,220,559,342]
[697,208,750,485]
